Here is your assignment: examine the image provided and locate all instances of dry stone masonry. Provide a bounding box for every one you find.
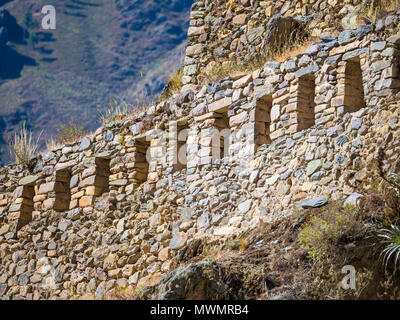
[183,0,374,85]
[1,0,400,299]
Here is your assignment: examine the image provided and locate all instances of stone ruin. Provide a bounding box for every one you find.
[0,0,400,299]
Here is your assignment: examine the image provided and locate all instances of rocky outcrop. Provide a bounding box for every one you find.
[139,262,232,300]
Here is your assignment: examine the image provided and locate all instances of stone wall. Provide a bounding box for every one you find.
[1,6,400,300]
[183,0,400,85]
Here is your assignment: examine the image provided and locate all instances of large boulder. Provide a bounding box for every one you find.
[295,196,328,209]
[138,262,231,300]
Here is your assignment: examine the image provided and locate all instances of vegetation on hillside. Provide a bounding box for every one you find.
[0,0,191,165]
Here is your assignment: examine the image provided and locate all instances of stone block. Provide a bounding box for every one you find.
[14,198,33,207]
[188,26,205,36]
[270,105,280,122]
[232,13,247,25]
[12,186,34,199]
[86,186,104,196]
[43,198,56,211]
[208,97,232,112]
[71,191,85,200]
[229,111,249,126]
[158,248,170,262]
[331,96,345,107]
[109,179,128,186]
[38,182,66,195]
[232,74,252,89]
[80,175,108,188]
[186,44,203,56]
[18,175,38,186]
[79,196,93,207]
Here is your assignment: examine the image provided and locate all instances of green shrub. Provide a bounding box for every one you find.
[377,224,400,274]
[226,239,240,251]
[298,203,366,261]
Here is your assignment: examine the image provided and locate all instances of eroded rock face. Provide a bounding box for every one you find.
[139,262,231,300]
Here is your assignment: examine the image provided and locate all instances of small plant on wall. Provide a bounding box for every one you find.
[56,119,86,145]
[8,122,42,166]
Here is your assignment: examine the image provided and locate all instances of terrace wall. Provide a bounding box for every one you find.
[0,5,400,300]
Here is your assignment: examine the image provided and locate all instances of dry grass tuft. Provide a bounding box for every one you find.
[202,30,313,84]
[159,68,183,101]
[204,58,264,84]
[99,98,151,125]
[8,123,42,166]
[271,39,315,62]
[55,119,86,145]
[45,136,62,152]
[100,100,135,125]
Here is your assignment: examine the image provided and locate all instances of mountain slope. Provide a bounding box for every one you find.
[0,0,192,165]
